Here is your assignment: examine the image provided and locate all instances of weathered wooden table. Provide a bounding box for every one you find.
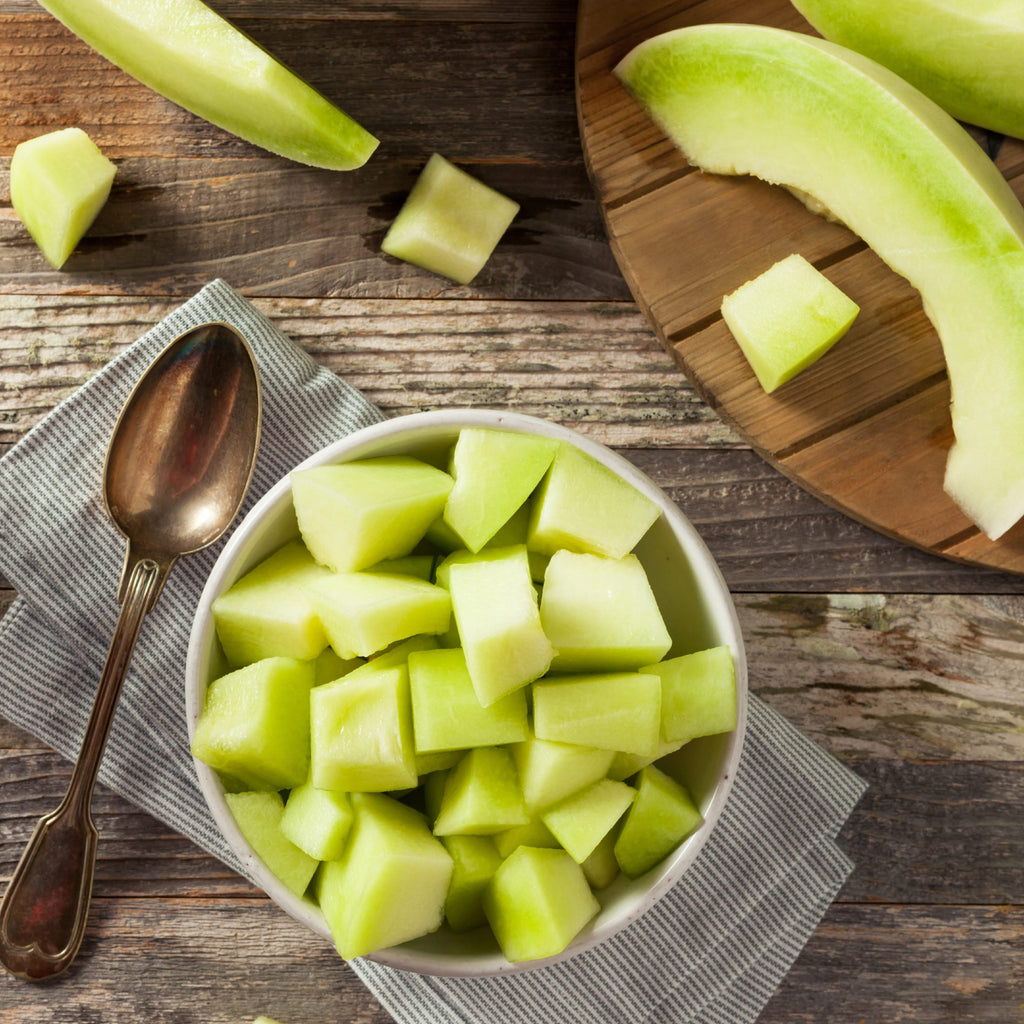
[1,2,1022,1021]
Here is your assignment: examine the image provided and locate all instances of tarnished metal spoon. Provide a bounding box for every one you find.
[0,321,262,981]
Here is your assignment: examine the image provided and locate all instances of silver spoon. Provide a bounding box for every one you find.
[0,321,262,981]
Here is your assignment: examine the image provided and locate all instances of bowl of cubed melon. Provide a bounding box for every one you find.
[185,409,747,975]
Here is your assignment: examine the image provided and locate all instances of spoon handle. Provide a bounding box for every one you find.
[0,557,164,981]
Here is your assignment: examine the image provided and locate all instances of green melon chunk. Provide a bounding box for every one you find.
[442,428,559,552]
[492,815,561,860]
[10,127,116,269]
[35,0,378,170]
[381,153,520,285]
[364,634,440,671]
[532,672,662,757]
[408,647,529,753]
[541,778,637,864]
[313,646,364,686]
[432,746,529,836]
[721,253,860,393]
[317,793,453,959]
[415,749,462,778]
[527,442,660,558]
[448,546,554,706]
[581,831,620,891]
[280,780,353,862]
[441,833,503,932]
[613,765,703,878]
[434,544,547,595]
[421,766,451,823]
[308,571,451,660]
[424,514,465,553]
[292,457,453,573]
[540,551,672,672]
[191,657,314,791]
[212,539,332,667]
[642,645,737,744]
[483,846,600,963]
[309,665,418,792]
[607,738,685,782]
[508,735,615,812]
[367,554,436,580]
[224,791,318,898]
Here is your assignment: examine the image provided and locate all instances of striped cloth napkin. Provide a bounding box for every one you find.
[0,280,866,1024]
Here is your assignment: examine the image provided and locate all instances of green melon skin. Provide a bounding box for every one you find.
[616,23,1024,540]
[35,0,378,170]
[792,0,1024,140]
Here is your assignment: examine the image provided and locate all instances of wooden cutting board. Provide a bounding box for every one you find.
[575,0,1024,574]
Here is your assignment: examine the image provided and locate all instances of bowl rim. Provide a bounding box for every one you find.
[185,408,748,977]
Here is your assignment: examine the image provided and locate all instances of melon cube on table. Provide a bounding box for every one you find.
[432,745,529,836]
[526,442,660,558]
[540,551,672,672]
[508,735,615,812]
[309,665,418,792]
[318,793,453,959]
[582,830,620,890]
[448,546,554,706]
[541,778,637,864]
[442,428,559,552]
[441,833,503,932]
[408,646,529,752]
[492,814,561,859]
[308,570,451,659]
[224,791,318,898]
[532,671,662,757]
[483,846,600,962]
[280,781,353,861]
[291,456,453,573]
[643,645,737,744]
[191,656,314,791]
[212,539,332,667]
[614,765,703,878]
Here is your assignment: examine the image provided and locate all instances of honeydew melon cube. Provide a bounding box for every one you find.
[485,500,531,547]
[408,647,529,752]
[532,672,662,757]
[483,846,599,962]
[434,544,548,596]
[367,554,436,580]
[313,646,364,686]
[364,634,440,671]
[291,457,453,573]
[541,778,636,864]
[441,834,503,932]
[10,128,116,269]
[415,749,462,778]
[540,551,672,672]
[223,791,318,898]
[613,766,703,878]
[422,766,451,822]
[309,665,418,792]
[317,792,453,958]
[607,738,686,782]
[492,816,561,859]
[191,657,314,791]
[212,539,332,667]
[581,831,620,890]
[308,571,451,659]
[448,547,554,706]
[643,645,737,744]
[432,746,529,836]
[280,780,353,861]
[381,153,520,285]
[442,428,559,552]
[508,736,615,812]
[721,253,859,393]
[424,514,464,553]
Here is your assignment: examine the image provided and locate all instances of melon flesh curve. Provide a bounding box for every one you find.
[615,23,1024,539]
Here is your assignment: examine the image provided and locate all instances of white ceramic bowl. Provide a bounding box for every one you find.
[185,409,747,976]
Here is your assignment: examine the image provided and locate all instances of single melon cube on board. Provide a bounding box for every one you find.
[642,645,738,744]
[191,657,314,791]
[224,791,318,898]
[527,442,660,558]
[212,539,332,666]
[442,428,559,552]
[280,781,353,861]
[291,456,453,573]
[441,834,504,932]
[448,547,554,706]
[532,671,662,757]
[509,736,615,812]
[721,253,859,393]
[483,846,600,962]
[614,765,703,878]
[492,815,561,859]
[318,793,453,959]
[540,551,672,671]
[10,128,116,269]
[432,746,529,836]
[408,647,529,752]
[582,831,620,890]
[541,778,637,864]
[381,153,520,285]
[308,571,451,659]
[309,665,418,792]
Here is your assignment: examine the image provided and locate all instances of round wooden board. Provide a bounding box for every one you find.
[575,0,1024,574]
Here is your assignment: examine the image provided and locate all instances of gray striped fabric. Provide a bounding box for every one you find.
[0,280,867,1023]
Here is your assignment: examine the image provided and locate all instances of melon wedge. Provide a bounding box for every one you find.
[615,23,1024,539]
